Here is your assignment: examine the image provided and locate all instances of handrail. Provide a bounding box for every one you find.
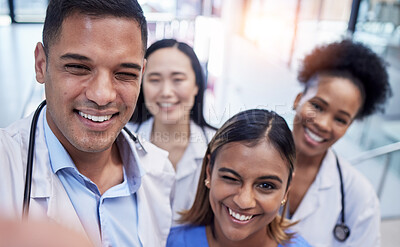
[350,142,400,164]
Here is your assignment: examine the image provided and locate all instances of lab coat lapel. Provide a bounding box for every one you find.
[176,121,206,180]
[125,131,175,247]
[292,150,337,222]
[30,110,88,237]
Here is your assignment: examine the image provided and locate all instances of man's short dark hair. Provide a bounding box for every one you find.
[43,0,147,56]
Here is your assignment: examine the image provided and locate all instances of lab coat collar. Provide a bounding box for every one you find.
[132,136,175,247]
[188,121,209,160]
[30,107,87,236]
[318,149,337,190]
[136,118,208,180]
[292,149,337,221]
[175,121,207,180]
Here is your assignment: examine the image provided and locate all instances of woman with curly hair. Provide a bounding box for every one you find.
[289,40,392,246]
[167,109,310,247]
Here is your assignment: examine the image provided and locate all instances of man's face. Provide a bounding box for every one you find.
[35,13,145,154]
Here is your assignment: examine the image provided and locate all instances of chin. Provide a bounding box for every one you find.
[71,134,116,153]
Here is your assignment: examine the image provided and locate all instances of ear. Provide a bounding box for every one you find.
[142,58,147,75]
[292,93,303,110]
[34,42,47,84]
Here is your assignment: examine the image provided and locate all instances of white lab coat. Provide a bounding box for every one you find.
[0,108,175,247]
[127,118,216,224]
[291,149,380,247]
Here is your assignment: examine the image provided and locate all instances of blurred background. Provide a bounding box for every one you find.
[0,0,399,245]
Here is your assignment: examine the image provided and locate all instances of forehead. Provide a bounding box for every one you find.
[50,13,144,58]
[145,48,192,72]
[213,141,289,179]
[307,75,362,112]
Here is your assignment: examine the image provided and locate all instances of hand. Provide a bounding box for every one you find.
[0,218,93,247]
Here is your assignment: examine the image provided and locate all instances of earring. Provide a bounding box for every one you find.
[204,179,210,187]
[281,199,286,206]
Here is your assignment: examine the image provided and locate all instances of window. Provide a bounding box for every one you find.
[14,0,47,22]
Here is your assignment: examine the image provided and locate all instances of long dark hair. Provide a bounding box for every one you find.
[130,39,215,130]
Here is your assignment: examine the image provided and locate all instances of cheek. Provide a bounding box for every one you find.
[260,194,284,214]
[142,83,156,99]
[120,85,140,105]
[332,127,349,140]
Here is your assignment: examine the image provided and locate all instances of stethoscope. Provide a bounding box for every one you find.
[333,151,351,242]
[22,100,146,218]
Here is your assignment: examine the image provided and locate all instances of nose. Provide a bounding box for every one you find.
[233,185,256,209]
[86,72,117,106]
[315,113,332,132]
[160,80,174,98]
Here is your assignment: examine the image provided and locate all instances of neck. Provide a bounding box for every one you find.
[151,118,191,144]
[295,150,327,170]
[67,143,124,195]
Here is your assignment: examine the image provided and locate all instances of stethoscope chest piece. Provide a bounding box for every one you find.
[333,222,350,242]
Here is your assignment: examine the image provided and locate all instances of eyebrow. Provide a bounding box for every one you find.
[219,167,241,178]
[314,97,352,118]
[146,71,186,77]
[258,175,283,184]
[218,167,283,184]
[121,63,142,71]
[60,53,142,71]
[60,53,91,61]
[146,72,162,77]
[171,72,186,76]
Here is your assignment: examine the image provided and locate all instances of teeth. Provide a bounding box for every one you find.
[305,128,324,142]
[228,207,253,221]
[159,103,174,108]
[79,111,112,122]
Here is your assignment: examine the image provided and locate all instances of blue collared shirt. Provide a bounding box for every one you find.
[44,113,144,247]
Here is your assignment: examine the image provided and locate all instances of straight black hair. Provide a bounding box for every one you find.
[130,39,215,130]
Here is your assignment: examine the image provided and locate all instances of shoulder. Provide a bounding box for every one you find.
[203,125,216,141]
[135,137,172,175]
[167,225,207,247]
[339,156,378,204]
[0,115,33,164]
[190,122,216,143]
[281,233,312,247]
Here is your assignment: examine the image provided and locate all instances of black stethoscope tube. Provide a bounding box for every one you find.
[23,100,47,218]
[333,152,351,242]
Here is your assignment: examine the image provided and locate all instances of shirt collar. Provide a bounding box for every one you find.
[44,113,145,193]
[43,111,76,174]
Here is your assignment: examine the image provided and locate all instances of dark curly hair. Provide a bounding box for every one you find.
[298,39,392,120]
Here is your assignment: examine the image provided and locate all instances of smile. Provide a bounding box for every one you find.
[78,111,113,122]
[159,102,177,108]
[228,207,254,222]
[305,127,324,143]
